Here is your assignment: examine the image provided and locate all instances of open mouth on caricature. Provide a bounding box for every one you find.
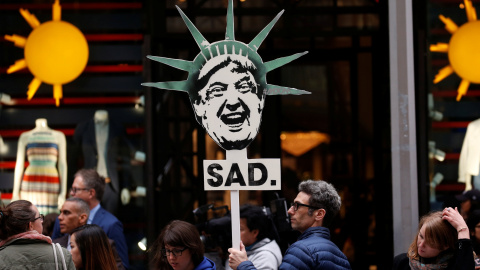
[220,112,248,132]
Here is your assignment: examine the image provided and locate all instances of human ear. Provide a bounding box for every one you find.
[89,189,96,200]
[79,213,88,224]
[315,209,326,221]
[252,229,260,239]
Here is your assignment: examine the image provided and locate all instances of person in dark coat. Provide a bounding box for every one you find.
[467,209,480,255]
[228,180,351,270]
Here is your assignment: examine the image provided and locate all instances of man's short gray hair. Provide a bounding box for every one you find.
[66,197,90,218]
[298,180,341,227]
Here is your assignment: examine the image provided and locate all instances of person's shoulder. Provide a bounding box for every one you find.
[392,253,409,270]
[52,234,69,247]
[253,239,281,254]
[285,230,349,268]
[294,228,334,248]
[293,236,344,255]
[94,207,123,229]
[97,206,120,221]
[194,256,216,270]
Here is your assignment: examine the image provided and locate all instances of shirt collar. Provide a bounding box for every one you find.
[88,204,101,224]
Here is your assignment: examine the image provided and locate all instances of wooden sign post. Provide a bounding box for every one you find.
[204,148,281,248]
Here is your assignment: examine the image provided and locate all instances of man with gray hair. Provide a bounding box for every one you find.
[53,197,124,270]
[228,180,351,270]
[53,197,89,250]
[51,169,129,269]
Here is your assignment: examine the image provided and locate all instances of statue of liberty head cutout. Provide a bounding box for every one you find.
[142,0,310,150]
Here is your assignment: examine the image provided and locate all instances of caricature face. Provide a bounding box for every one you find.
[193,56,265,150]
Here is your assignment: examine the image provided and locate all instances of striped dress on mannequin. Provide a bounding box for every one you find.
[20,131,60,214]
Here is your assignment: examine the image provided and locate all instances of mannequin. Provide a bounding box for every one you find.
[12,118,67,214]
[459,118,480,191]
[74,110,144,214]
[94,110,109,183]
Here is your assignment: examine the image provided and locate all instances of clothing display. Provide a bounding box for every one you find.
[392,239,475,270]
[74,110,138,213]
[12,119,67,214]
[237,226,351,270]
[225,238,282,270]
[458,118,480,190]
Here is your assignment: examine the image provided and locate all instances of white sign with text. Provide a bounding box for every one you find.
[203,159,281,190]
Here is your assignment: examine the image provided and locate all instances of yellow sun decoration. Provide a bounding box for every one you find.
[4,0,89,106]
[430,0,480,101]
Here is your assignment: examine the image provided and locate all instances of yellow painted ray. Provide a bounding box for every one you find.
[27,78,42,100]
[465,0,477,22]
[439,15,458,34]
[4,34,26,48]
[53,0,61,21]
[6,59,27,74]
[433,65,454,84]
[429,42,448,53]
[53,84,62,106]
[457,79,470,101]
[20,8,40,29]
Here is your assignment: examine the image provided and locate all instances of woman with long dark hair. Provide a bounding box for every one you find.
[70,224,118,270]
[0,199,75,269]
[150,220,216,270]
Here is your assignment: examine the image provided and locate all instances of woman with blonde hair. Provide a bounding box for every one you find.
[393,207,475,269]
[0,200,75,269]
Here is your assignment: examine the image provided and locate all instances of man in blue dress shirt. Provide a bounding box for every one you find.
[52,169,129,269]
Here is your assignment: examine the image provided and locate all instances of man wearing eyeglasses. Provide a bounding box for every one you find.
[228,180,351,270]
[54,197,125,270]
[51,169,129,269]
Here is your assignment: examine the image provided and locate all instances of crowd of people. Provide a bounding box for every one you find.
[0,169,128,270]
[4,169,480,270]
[0,171,355,270]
